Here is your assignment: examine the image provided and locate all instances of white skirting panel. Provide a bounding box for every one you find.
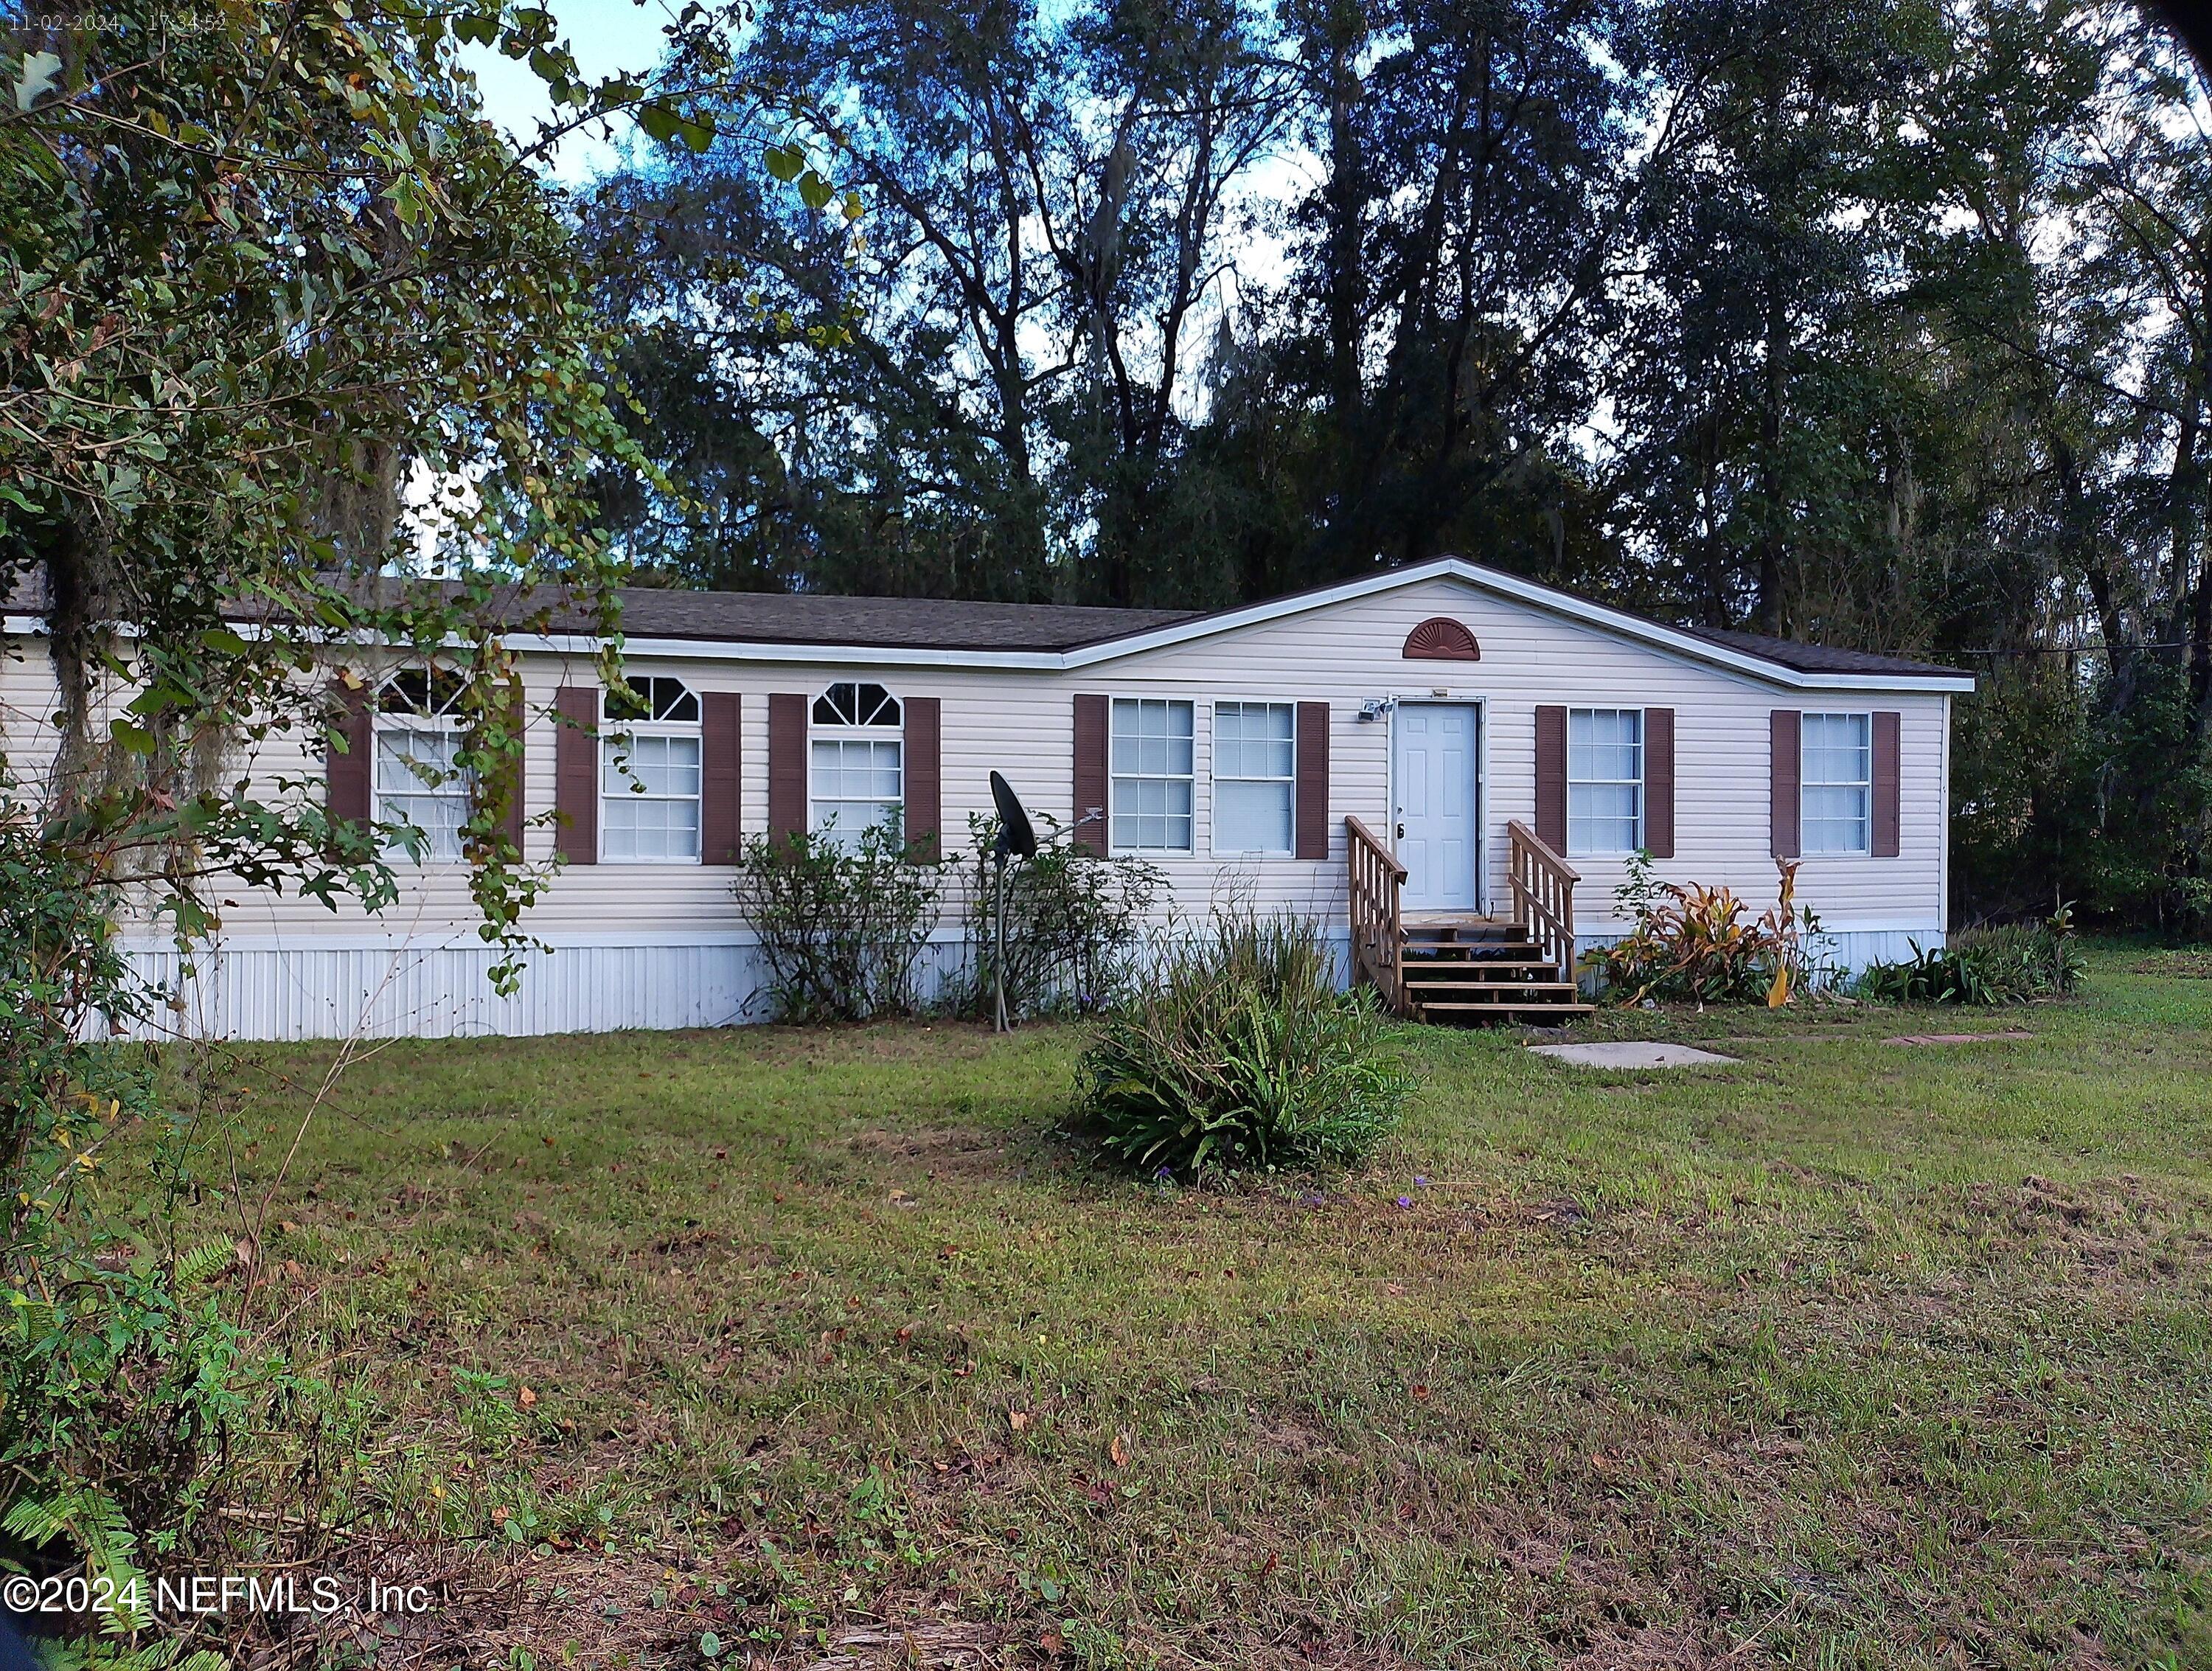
[116,923,1914,1042]
[1811,928,1949,977]
[116,928,1357,1043]
[121,937,779,1041]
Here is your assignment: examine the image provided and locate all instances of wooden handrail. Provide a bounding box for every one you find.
[1506,820,1578,984]
[1345,816,1408,1013]
[1345,816,1406,881]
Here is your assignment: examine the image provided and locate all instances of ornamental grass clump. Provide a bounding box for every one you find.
[1076,912,1414,1178]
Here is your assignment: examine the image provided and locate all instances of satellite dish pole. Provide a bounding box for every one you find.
[988,771,1038,1034]
[992,851,1010,1034]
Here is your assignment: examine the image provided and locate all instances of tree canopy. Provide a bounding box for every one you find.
[579,0,2212,931]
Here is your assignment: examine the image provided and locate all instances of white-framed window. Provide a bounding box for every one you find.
[810,680,902,850]
[375,666,472,862]
[602,676,703,862]
[1110,698,1194,853]
[1801,712,1872,855]
[1567,708,1643,855]
[1211,701,1295,855]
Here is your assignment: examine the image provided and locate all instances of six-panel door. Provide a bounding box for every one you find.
[1394,703,1481,911]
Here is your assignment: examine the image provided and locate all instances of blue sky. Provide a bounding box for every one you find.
[462,0,678,181]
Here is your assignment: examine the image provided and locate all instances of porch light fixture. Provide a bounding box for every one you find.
[1357,698,1394,723]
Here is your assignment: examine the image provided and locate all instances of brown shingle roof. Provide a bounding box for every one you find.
[0,571,1198,653]
[578,579,1969,680]
[604,588,1203,652]
[1668,623,1961,679]
[4,562,1966,681]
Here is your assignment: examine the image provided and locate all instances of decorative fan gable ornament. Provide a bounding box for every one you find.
[1402,616,1481,660]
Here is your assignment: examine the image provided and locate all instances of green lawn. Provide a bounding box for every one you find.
[191,948,2212,1669]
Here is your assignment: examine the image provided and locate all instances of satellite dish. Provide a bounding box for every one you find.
[986,772,1037,1034]
[990,771,1038,860]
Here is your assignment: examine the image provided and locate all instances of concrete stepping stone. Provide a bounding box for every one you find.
[1528,1041,1739,1069]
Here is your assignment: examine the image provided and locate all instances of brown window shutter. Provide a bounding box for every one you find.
[1770,709,1801,858]
[1871,709,1902,858]
[1643,706,1674,859]
[768,692,807,841]
[326,676,372,830]
[1534,705,1567,850]
[495,674,526,855]
[1295,701,1330,859]
[903,695,942,861]
[554,684,598,864]
[1072,693,1108,855]
[701,691,741,864]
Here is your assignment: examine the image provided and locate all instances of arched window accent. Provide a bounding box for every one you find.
[378,664,468,716]
[601,675,703,861]
[373,666,470,861]
[813,681,901,728]
[811,681,903,849]
[1402,616,1481,661]
[604,675,700,724]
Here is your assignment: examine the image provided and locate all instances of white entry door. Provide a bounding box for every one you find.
[1394,704,1481,911]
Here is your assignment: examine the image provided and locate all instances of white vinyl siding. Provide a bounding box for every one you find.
[1567,708,1642,855]
[1211,701,1295,855]
[1110,698,1194,853]
[1802,712,1872,855]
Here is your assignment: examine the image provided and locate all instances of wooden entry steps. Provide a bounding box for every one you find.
[1401,916,1593,1025]
[1347,818,1590,1027]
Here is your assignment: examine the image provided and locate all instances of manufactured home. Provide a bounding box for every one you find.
[1,557,1972,1039]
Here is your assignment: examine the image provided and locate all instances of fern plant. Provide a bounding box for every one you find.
[1,806,256,1656]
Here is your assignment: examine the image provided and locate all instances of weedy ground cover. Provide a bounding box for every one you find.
[157,945,2212,1668]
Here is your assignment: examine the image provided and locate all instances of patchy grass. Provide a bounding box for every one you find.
[167,948,2212,1669]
